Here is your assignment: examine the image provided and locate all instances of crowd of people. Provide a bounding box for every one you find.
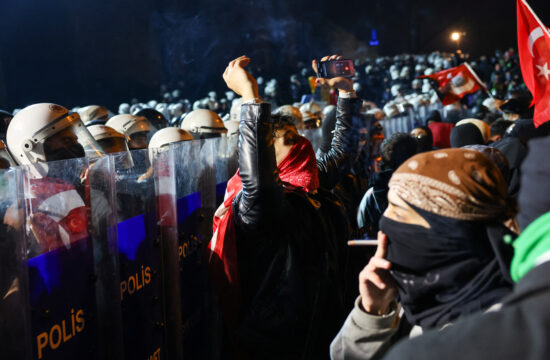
[1,46,550,359]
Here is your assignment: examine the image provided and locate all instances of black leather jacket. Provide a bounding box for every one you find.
[232,99,355,359]
[317,97,363,190]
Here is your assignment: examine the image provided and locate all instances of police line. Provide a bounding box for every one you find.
[0,135,249,360]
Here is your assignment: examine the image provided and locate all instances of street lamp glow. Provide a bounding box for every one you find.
[451,32,461,41]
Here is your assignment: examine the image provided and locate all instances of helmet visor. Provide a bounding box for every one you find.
[40,115,104,162]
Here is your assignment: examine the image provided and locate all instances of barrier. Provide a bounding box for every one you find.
[22,156,123,360]
[382,103,445,137]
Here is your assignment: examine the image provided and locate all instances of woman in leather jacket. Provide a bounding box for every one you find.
[214,55,361,359]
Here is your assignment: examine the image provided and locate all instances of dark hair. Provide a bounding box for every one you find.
[412,126,433,153]
[425,110,442,124]
[490,119,514,137]
[380,132,418,170]
[271,114,295,136]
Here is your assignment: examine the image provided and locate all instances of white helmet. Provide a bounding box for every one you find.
[0,140,16,169]
[273,105,303,127]
[78,105,109,126]
[180,109,227,139]
[148,100,158,108]
[87,125,129,153]
[230,98,244,121]
[225,91,236,101]
[391,84,402,97]
[7,103,103,176]
[106,114,152,150]
[149,127,193,149]
[299,101,322,117]
[119,103,130,114]
[169,103,184,118]
[383,103,399,118]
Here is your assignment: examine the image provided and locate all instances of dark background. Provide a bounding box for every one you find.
[0,0,549,110]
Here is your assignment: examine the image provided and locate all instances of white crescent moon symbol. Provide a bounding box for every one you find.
[529,27,544,57]
[451,79,475,95]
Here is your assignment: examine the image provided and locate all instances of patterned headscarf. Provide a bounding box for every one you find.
[389,148,513,221]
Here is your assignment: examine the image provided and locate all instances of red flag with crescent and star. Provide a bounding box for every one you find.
[419,63,487,105]
[517,0,550,127]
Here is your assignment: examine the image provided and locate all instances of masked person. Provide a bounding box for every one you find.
[209,55,357,360]
[331,148,517,360]
[380,136,550,360]
[107,114,154,175]
[6,103,103,254]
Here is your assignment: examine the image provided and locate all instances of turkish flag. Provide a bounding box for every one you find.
[420,63,486,105]
[517,0,550,127]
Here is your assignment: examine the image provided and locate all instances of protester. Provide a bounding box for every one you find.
[379,136,550,360]
[489,119,513,142]
[450,123,485,147]
[356,133,418,238]
[208,55,359,359]
[410,126,434,153]
[331,148,517,359]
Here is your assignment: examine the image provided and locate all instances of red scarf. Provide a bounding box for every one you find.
[208,135,318,329]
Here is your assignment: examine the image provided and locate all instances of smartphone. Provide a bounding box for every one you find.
[317,59,355,79]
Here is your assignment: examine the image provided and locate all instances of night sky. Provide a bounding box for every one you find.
[0,0,549,110]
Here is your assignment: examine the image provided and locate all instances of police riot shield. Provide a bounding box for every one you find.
[150,145,184,360]
[300,128,323,152]
[22,155,121,360]
[112,148,165,360]
[172,139,219,359]
[87,155,124,359]
[0,167,32,360]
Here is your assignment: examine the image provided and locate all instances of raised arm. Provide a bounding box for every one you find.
[222,56,283,229]
[313,55,363,189]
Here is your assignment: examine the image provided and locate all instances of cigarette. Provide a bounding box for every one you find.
[347,240,378,246]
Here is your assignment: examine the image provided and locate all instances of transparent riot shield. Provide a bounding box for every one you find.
[87,155,124,359]
[299,128,323,152]
[112,149,165,360]
[172,139,219,359]
[0,167,32,360]
[151,145,183,360]
[23,156,121,360]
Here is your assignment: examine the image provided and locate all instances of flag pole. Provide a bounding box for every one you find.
[464,62,494,99]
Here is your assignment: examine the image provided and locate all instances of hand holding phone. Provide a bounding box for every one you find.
[316,59,355,79]
[312,54,354,93]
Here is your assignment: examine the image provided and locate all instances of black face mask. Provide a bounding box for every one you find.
[379,212,512,329]
[45,143,86,162]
